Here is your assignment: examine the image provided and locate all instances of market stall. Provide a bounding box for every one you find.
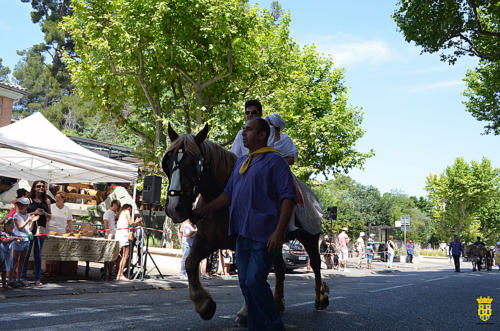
[0,112,139,278]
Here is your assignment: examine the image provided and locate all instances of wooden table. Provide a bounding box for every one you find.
[33,236,120,278]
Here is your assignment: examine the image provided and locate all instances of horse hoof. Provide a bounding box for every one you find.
[318,296,329,310]
[199,299,216,320]
[234,314,248,327]
[315,295,329,310]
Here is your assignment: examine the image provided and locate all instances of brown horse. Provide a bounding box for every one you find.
[464,244,493,271]
[162,124,329,324]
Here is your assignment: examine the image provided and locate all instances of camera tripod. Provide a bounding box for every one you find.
[128,209,164,280]
[321,244,338,270]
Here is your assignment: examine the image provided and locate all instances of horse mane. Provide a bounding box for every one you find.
[167,134,237,189]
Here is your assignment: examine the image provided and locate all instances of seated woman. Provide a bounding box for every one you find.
[265,114,298,165]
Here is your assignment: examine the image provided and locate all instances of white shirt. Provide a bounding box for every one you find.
[387,241,395,254]
[182,222,195,246]
[103,209,117,237]
[13,212,31,240]
[49,203,72,234]
[356,237,364,252]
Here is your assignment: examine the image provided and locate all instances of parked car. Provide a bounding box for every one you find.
[282,240,309,272]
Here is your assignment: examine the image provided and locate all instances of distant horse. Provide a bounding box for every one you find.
[162,123,329,323]
[464,244,493,272]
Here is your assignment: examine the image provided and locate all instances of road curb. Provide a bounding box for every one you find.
[0,279,187,300]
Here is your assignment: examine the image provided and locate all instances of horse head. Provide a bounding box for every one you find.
[162,123,209,223]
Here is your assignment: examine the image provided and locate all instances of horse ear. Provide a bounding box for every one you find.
[194,123,209,146]
[168,123,179,142]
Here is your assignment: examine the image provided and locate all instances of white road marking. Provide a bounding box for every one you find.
[288,301,314,307]
[288,296,345,307]
[424,276,448,282]
[463,273,482,277]
[0,305,151,322]
[369,284,414,293]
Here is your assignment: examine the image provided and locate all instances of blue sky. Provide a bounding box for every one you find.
[1,1,498,197]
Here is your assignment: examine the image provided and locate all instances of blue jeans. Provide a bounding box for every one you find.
[236,236,284,331]
[181,242,191,277]
[21,237,45,282]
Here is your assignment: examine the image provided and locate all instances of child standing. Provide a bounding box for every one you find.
[366,241,375,269]
[12,197,38,287]
[1,218,20,289]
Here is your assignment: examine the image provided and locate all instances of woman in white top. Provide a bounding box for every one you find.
[265,114,298,165]
[115,204,141,281]
[48,193,73,235]
[387,235,396,268]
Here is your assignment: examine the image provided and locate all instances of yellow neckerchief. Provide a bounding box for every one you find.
[239,147,280,174]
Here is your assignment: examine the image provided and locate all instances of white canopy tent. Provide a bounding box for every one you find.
[0,112,139,212]
[0,112,138,183]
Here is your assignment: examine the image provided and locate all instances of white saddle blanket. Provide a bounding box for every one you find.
[290,176,323,235]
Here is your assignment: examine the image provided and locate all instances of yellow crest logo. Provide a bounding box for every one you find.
[476,296,493,322]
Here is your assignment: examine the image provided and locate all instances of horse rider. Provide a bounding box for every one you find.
[264,114,298,165]
[230,100,299,163]
[194,118,297,330]
[230,99,275,157]
[473,236,485,246]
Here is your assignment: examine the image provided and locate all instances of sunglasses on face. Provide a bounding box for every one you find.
[36,185,45,189]
[245,110,259,115]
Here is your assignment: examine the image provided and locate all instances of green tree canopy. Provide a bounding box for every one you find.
[13,0,107,138]
[393,0,500,134]
[61,0,373,179]
[312,176,438,243]
[425,157,500,244]
[0,58,10,81]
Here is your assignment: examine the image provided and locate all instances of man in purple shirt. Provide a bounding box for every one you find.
[195,118,296,330]
[449,235,464,272]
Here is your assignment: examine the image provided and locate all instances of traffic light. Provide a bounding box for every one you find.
[327,206,337,220]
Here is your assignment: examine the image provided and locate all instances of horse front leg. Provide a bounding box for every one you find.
[273,248,286,313]
[186,238,216,320]
[298,231,329,310]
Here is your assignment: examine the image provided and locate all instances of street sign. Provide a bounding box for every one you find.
[401,225,410,231]
[400,215,411,225]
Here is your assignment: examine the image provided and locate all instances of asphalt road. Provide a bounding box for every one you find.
[1,265,499,330]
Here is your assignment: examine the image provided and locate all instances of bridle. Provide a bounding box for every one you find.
[166,147,206,203]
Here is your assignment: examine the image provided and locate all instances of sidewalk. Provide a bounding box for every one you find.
[0,252,450,300]
[319,255,450,278]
